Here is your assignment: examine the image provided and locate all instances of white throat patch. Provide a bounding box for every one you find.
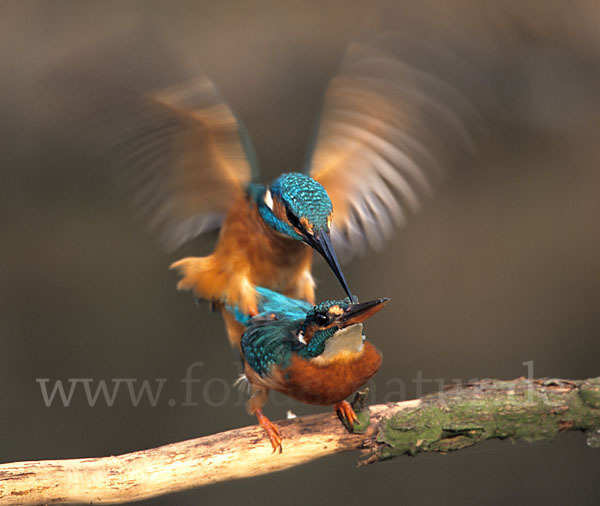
[297,330,306,345]
[315,323,364,364]
[263,189,274,211]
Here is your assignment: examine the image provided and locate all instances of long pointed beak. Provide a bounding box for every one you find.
[338,298,390,326]
[312,231,353,299]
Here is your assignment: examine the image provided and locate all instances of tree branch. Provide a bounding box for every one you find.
[1,377,599,505]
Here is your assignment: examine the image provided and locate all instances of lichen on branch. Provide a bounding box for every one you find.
[373,377,600,459]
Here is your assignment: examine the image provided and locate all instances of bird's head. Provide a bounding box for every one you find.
[256,172,352,298]
[296,297,389,359]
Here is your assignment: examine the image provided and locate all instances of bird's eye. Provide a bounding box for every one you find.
[285,207,301,228]
[315,313,328,325]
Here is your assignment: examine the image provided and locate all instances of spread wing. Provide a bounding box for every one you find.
[139,78,258,250]
[50,74,258,251]
[304,37,478,261]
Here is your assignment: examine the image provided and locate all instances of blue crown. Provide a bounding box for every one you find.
[270,173,332,231]
[307,298,352,319]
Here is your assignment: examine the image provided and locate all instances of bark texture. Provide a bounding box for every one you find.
[1,377,599,505]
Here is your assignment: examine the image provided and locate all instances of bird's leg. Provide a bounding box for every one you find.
[247,386,281,453]
[334,400,358,427]
[292,265,316,305]
[230,273,259,317]
[254,408,282,453]
[221,309,248,349]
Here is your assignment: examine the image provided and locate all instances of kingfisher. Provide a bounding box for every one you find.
[52,38,472,347]
[169,168,352,347]
[230,287,389,452]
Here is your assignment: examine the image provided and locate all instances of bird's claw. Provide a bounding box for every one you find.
[334,400,359,429]
[255,408,282,453]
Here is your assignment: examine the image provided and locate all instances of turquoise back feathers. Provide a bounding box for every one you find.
[228,286,312,326]
[270,173,332,232]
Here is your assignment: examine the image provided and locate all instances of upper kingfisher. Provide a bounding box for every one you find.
[59,39,472,347]
[170,167,352,347]
[230,287,389,452]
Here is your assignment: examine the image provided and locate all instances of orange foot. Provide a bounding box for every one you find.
[255,408,282,453]
[334,400,358,428]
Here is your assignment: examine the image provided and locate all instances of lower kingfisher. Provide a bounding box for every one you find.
[231,287,389,452]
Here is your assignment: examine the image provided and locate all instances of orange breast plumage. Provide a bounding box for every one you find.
[276,340,382,406]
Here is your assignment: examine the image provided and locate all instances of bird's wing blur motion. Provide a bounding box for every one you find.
[47,35,477,261]
[304,37,477,260]
[136,78,259,251]
[48,72,259,252]
[121,78,259,251]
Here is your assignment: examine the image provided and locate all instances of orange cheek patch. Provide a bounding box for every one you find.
[328,305,344,316]
[299,217,314,235]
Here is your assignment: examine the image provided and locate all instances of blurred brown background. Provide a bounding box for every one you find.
[1,1,600,504]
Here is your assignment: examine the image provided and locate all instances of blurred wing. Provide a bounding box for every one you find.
[134,77,259,250]
[304,38,478,261]
[52,74,258,251]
